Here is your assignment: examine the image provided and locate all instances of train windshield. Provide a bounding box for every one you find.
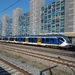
[58,38,64,42]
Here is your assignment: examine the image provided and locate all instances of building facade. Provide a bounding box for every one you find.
[0,20,2,36]
[6,19,12,36]
[65,0,75,32]
[30,0,44,35]
[12,8,22,36]
[2,15,9,36]
[19,12,30,36]
[41,0,65,34]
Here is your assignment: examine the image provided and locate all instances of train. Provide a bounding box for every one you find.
[0,34,73,48]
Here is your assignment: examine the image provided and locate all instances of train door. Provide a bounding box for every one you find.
[14,37,16,43]
[37,37,41,45]
[25,37,28,44]
[8,37,10,42]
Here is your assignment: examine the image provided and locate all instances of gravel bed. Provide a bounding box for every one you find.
[0,47,75,75]
[0,53,46,75]
[1,45,75,62]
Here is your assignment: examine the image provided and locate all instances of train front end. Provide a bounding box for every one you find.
[60,36,73,48]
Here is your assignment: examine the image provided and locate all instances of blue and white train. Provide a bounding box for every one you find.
[0,34,72,48]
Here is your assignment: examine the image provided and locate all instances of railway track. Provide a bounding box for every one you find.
[0,58,32,75]
[0,42,75,58]
[0,44,75,69]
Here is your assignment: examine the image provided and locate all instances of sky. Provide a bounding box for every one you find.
[0,0,55,19]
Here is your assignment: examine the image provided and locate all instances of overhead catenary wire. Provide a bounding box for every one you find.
[0,0,21,14]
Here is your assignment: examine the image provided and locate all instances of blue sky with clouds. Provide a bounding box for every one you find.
[0,0,55,19]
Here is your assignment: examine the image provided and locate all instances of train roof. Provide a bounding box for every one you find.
[0,34,65,38]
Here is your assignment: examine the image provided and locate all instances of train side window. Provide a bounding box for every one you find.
[29,38,32,42]
[10,38,14,41]
[46,38,49,42]
[16,38,19,41]
[41,38,44,43]
[6,38,8,40]
[58,38,64,42]
[21,38,25,41]
[50,38,54,42]
[33,38,37,43]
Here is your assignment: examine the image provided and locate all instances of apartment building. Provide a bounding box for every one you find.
[2,14,9,36]
[6,19,12,36]
[30,0,44,35]
[0,20,2,36]
[41,0,65,34]
[12,8,22,36]
[18,12,30,36]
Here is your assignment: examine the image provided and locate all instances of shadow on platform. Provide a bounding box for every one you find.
[0,67,11,75]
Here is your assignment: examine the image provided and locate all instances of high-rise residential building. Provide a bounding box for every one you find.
[0,20,2,36]
[2,14,9,36]
[65,0,75,32]
[41,0,65,34]
[19,12,30,36]
[12,8,22,36]
[6,19,12,36]
[30,0,45,35]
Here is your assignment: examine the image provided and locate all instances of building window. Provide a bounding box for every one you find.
[56,18,60,22]
[48,10,51,14]
[48,15,51,18]
[48,5,51,9]
[61,6,65,11]
[56,24,59,27]
[61,12,65,15]
[52,20,55,24]
[44,25,47,30]
[60,19,64,21]
[61,21,64,24]
[56,7,60,11]
[56,3,60,7]
[56,12,60,17]
[41,7,44,11]
[44,20,47,23]
[45,16,47,19]
[44,7,47,13]
[60,28,64,32]
[41,19,43,23]
[41,26,43,30]
[48,24,51,27]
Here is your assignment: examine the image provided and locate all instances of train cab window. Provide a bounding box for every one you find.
[58,38,64,42]
[50,38,54,42]
[46,38,49,42]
